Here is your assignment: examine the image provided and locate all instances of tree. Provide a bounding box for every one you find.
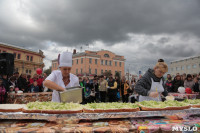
[43,67,52,76]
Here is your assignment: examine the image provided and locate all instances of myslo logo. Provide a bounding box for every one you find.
[172,126,198,132]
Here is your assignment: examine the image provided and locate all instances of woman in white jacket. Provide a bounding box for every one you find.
[43,52,79,102]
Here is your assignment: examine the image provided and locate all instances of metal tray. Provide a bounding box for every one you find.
[59,86,82,103]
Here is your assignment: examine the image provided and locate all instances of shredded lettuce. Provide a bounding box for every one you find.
[183,99,200,105]
[27,102,83,110]
[138,100,189,108]
[84,102,139,109]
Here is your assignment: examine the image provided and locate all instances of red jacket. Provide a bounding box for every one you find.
[29,78,43,87]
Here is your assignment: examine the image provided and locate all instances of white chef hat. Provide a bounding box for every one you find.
[58,52,72,67]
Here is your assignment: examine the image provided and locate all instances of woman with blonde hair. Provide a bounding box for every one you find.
[135,59,168,102]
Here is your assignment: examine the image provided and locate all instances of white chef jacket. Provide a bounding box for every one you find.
[45,70,79,102]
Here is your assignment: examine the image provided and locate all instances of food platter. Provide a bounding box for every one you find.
[183,99,200,108]
[137,100,191,111]
[0,100,200,122]
[82,102,140,113]
[0,104,26,112]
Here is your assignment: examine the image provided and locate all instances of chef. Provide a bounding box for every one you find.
[43,52,79,102]
[135,59,168,102]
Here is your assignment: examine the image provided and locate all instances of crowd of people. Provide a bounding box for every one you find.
[164,73,200,93]
[79,74,135,104]
[0,72,49,103]
[0,71,200,104]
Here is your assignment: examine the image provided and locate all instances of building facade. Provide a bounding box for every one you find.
[170,55,200,76]
[0,43,45,76]
[52,50,125,77]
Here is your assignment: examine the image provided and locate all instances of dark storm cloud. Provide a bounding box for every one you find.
[1,0,200,73]
[158,37,170,44]
[141,41,196,58]
[1,0,200,47]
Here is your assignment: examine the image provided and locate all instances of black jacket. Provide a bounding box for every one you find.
[172,79,184,92]
[135,69,168,96]
[17,77,28,92]
[193,82,199,92]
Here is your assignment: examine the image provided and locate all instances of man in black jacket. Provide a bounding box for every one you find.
[17,73,28,92]
[172,75,184,92]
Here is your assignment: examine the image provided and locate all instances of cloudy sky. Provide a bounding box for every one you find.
[0,0,200,75]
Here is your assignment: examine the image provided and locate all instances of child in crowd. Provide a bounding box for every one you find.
[29,81,39,93]
[9,86,15,94]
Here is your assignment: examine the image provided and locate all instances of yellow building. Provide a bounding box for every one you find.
[0,43,45,76]
[52,50,125,77]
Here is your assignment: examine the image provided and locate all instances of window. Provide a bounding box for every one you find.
[81,69,83,74]
[101,60,104,65]
[30,56,33,61]
[104,54,110,58]
[181,66,184,70]
[72,60,73,65]
[17,54,21,59]
[192,64,197,68]
[76,59,78,64]
[89,58,92,64]
[29,70,32,74]
[109,70,111,73]
[119,71,121,76]
[95,69,97,74]
[89,68,91,74]
[81,58,83,64]
[27,55,29,61]
[187,65,191,69]
[13,53,16,59]
[76,69,78,74]
[95,59,97,64]
[119,62,122,67]
[101,70,103,75]
[105,70,107,73]
[105,60,108,65]
[109,61,112,66]
[115,61,117,66]
[26,69,28,74]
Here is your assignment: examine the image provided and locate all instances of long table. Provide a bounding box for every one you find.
[0,108,200,122]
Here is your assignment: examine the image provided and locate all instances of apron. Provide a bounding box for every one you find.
[139,78,164,102]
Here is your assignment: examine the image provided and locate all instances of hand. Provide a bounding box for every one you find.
[149,92,159,98]
[59,87,65,91]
